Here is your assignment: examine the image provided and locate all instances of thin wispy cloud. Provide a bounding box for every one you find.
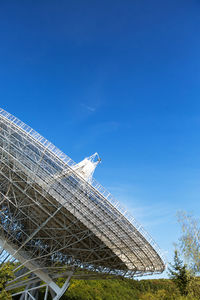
[107,182,175,228]
[81,103,96,112]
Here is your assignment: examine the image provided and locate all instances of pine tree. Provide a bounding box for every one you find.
[168,250,191,296]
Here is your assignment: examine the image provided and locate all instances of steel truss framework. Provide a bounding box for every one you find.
[0,108,165,299]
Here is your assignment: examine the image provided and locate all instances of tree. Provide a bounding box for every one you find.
[0,263,14,300]
[177,211,200,273]
[168,250,191,296]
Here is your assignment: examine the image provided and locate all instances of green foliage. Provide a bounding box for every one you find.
[0,261,198,300]
[64,278,141,300]
[0,263,14,300]
[0,289,12,300]
[139,289,177,300]
[57,277,179,300]
[168,250,192,296]
[187,276,200,299]
[44,275,198,300]
[177,211,200,273]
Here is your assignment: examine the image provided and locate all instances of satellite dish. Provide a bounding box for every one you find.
[0,108,165,300]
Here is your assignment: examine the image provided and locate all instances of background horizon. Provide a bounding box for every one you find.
[1,0,200,279]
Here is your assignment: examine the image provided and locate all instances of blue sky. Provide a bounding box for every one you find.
[1,1,200,278]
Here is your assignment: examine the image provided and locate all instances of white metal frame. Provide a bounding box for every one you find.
[0,108,165,298]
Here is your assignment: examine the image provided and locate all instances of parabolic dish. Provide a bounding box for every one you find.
[0,108,165,299]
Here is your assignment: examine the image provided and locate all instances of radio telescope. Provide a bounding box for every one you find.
[0,108,165,299]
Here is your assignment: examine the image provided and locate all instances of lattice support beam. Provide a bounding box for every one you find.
[0,237,73,300]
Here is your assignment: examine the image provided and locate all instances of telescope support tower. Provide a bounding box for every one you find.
[0,238,73,300]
